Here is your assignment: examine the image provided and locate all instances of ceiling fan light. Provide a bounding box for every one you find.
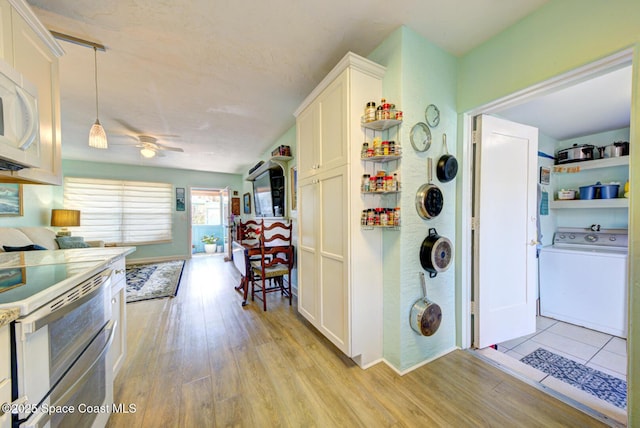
[89,119,108,149]
[140,147,156,158]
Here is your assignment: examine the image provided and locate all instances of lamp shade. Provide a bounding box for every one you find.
[51,209,81,227]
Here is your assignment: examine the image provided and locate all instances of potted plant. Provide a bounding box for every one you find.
[201,235,219,254]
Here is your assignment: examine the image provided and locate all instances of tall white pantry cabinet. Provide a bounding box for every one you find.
[294,52,385,368]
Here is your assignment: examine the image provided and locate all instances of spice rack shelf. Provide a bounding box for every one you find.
[361,225,400,231]
[360,112,402,230]
[361,190,401,195]
[361,118,403,131]
[361,154,402,162]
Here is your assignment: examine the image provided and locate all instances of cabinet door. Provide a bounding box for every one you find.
[318,166,349,355]
[0,0,12,63]
[8,10,61,185]
[109,280,126,376]
[318,71,348,172]
[297,103,318,179]
[297,176,318,323]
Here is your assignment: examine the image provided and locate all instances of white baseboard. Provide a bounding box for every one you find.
[381,346,460,376]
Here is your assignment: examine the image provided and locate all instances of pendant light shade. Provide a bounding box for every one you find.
[89,46,108,149]
[89,119,108,149]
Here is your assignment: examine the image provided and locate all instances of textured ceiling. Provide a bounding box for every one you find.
[27,0,550,174]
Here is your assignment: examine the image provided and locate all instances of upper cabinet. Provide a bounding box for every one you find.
[296,68,348,179]
[0,0,63,185]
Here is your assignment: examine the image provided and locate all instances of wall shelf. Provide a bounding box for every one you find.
[552,156,629,173]
[549,198,629,209]
[246,156,293,181]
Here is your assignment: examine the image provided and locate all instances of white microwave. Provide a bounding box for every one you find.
[0,58,40,171]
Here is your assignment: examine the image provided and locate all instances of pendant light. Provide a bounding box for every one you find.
[88,46,108,149]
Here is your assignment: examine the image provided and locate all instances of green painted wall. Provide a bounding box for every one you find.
[61,160,243,261]
[458,0,640,422]
[370,26,458,371]
[0,184,55,228]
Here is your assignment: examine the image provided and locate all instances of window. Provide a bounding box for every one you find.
[63,177,173,245]
[191,190,222,226]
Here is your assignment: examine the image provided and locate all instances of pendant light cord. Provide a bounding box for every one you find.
[94,46,100,120]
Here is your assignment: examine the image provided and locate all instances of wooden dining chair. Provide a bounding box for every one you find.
[250,220,293,311]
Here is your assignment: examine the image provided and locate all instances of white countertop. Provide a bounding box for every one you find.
[0,246,136,268]
[0,247,136,315]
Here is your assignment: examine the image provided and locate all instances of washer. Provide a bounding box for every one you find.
[539,227,628,338]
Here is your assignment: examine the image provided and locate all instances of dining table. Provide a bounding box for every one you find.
[232,239,260,305]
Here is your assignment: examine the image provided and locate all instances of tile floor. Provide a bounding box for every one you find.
[477,316,628,426]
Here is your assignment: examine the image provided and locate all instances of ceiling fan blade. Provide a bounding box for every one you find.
[157,146,184,152]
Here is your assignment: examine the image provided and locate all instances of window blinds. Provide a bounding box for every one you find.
[63,177,173,245]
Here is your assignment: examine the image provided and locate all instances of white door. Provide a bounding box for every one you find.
[473,114,538,349]
[221,187,232,261]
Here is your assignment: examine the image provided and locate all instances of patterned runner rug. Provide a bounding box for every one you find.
[125,260,185,302]
[521,348,627,409]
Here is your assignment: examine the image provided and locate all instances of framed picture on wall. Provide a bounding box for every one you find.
[176,187,185,211]
[539,166,550,185]
[243,192,251,214]
[0,184,23,216]
[232,197,240,215]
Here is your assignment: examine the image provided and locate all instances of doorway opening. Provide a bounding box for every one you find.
[461,49,633,426]
[191,188,228,255]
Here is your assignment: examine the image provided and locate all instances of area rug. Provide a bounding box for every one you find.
[520,348,627,409]
[125,260,185,303]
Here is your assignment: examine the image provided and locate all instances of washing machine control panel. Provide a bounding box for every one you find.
[553,228,628,249]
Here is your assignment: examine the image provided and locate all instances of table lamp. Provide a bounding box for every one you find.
[50,209,81,236]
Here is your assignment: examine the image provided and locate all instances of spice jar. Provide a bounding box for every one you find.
[382,140,389,156]
[380,209,388,226]
[361,142,368,158]
[362,174,370,192]
[364,102,376,122]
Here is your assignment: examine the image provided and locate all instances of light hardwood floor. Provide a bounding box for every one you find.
[107,255,607,427]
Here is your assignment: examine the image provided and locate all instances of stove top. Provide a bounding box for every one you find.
[553,227,628,249]
[0,260,107,314]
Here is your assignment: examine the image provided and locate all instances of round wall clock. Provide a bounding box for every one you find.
[425,104,440,128]
[410,122,432,152]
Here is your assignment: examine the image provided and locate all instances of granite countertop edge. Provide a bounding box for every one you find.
[0,307,20,328]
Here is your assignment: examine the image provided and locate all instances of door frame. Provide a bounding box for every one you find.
[459,48,634,349]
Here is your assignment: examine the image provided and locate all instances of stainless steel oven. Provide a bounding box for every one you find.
[10,268,115,428]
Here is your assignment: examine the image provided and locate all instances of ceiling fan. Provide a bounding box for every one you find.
[133,135,184,158]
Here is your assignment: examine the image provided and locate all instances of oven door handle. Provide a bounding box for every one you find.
[20,319,116,428]
[18,270,112,339]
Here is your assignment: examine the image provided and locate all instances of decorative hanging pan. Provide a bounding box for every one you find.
[436,133,458,183]
[410,272,442,336]
[420,228,453,278]
[415,158,443,220]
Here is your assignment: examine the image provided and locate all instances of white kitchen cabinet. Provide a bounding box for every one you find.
[0,324,10,428]
[0,0,13,62]
[107,257,127,377]
[294,52,385,368]
[0,0,63,185]
[297,68,348,180]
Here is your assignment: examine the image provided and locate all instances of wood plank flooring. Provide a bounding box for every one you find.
[107,255,607,428]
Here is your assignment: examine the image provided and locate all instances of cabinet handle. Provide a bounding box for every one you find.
[115,269,125,275]
[112,298,117,305]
